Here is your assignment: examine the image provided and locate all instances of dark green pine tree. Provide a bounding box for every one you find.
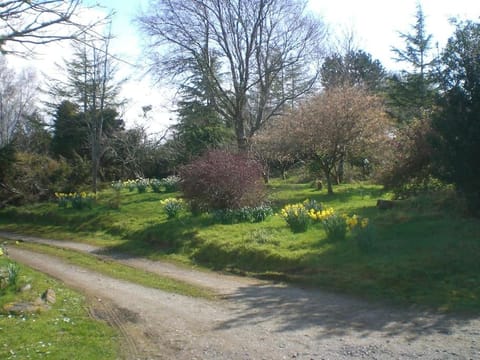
[173,51,233,164]
[432,20,480,215]
[51,100,88,159]
[389,3,438,122]
[320,49,386,92]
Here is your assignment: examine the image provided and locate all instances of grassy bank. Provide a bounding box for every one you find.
[0,256,120,359]
[1,180,480,312]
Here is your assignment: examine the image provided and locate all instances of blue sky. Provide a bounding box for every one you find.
[92,0,480,72]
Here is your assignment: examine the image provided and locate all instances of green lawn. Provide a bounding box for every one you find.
[1,179,480,312]
[0,257,121,359]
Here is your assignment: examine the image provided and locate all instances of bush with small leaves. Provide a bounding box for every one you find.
[179,150,266,212]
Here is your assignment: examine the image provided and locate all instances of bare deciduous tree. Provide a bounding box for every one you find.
[0,57,38,147]
[292,86,390,194]
[0,1,86,53]
[138,0,327,150]
[251,113,303,181]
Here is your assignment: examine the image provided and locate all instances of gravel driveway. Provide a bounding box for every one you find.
[2,232,479,360]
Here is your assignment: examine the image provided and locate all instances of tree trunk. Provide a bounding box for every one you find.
[324,170,334,195]
[237,135,248,152]
[91,131,99,193]
[336,156,344,184]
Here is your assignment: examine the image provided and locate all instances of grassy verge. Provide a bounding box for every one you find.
[1,181,480,312]
[8,241,214,300]
[0,256,121,359]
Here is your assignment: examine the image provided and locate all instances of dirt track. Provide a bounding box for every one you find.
[3,232,480,359]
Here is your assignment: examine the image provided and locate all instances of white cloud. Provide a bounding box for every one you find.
[308,0,480,70]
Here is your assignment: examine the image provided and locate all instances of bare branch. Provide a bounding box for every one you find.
[0,0,111,55]
[138,0,327,150]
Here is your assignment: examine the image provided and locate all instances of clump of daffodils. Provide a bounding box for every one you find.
[346,214,373,251]
[307,207,346,241]
[55,192,96,210]
[279,199,323,233]
[111,180,124,192]
[280,199,370,242]
[123,179,137,192]
[160,198,184,219]
[307,207,335,221]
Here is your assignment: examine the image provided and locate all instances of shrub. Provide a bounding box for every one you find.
[0,152,72,206]
[160,198,184,219]
[179,150,266,211]
[378,119,435,198]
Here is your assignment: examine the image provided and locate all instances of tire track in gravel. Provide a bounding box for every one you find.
[87,298,140,359]
[0,231,261,296]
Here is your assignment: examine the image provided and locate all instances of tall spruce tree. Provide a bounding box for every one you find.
[173,50,233,163]
[389,3,438,122]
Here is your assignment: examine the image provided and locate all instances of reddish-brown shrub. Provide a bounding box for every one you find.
[179,150,266,211]
[378,119,436,197]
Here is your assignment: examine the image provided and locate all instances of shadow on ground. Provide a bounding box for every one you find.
[217,282,479,341]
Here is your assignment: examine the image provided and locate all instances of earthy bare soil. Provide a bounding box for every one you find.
[2,231,480,360]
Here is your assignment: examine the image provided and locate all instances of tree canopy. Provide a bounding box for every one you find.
[138,0,327,150]
[432,20,480,214]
